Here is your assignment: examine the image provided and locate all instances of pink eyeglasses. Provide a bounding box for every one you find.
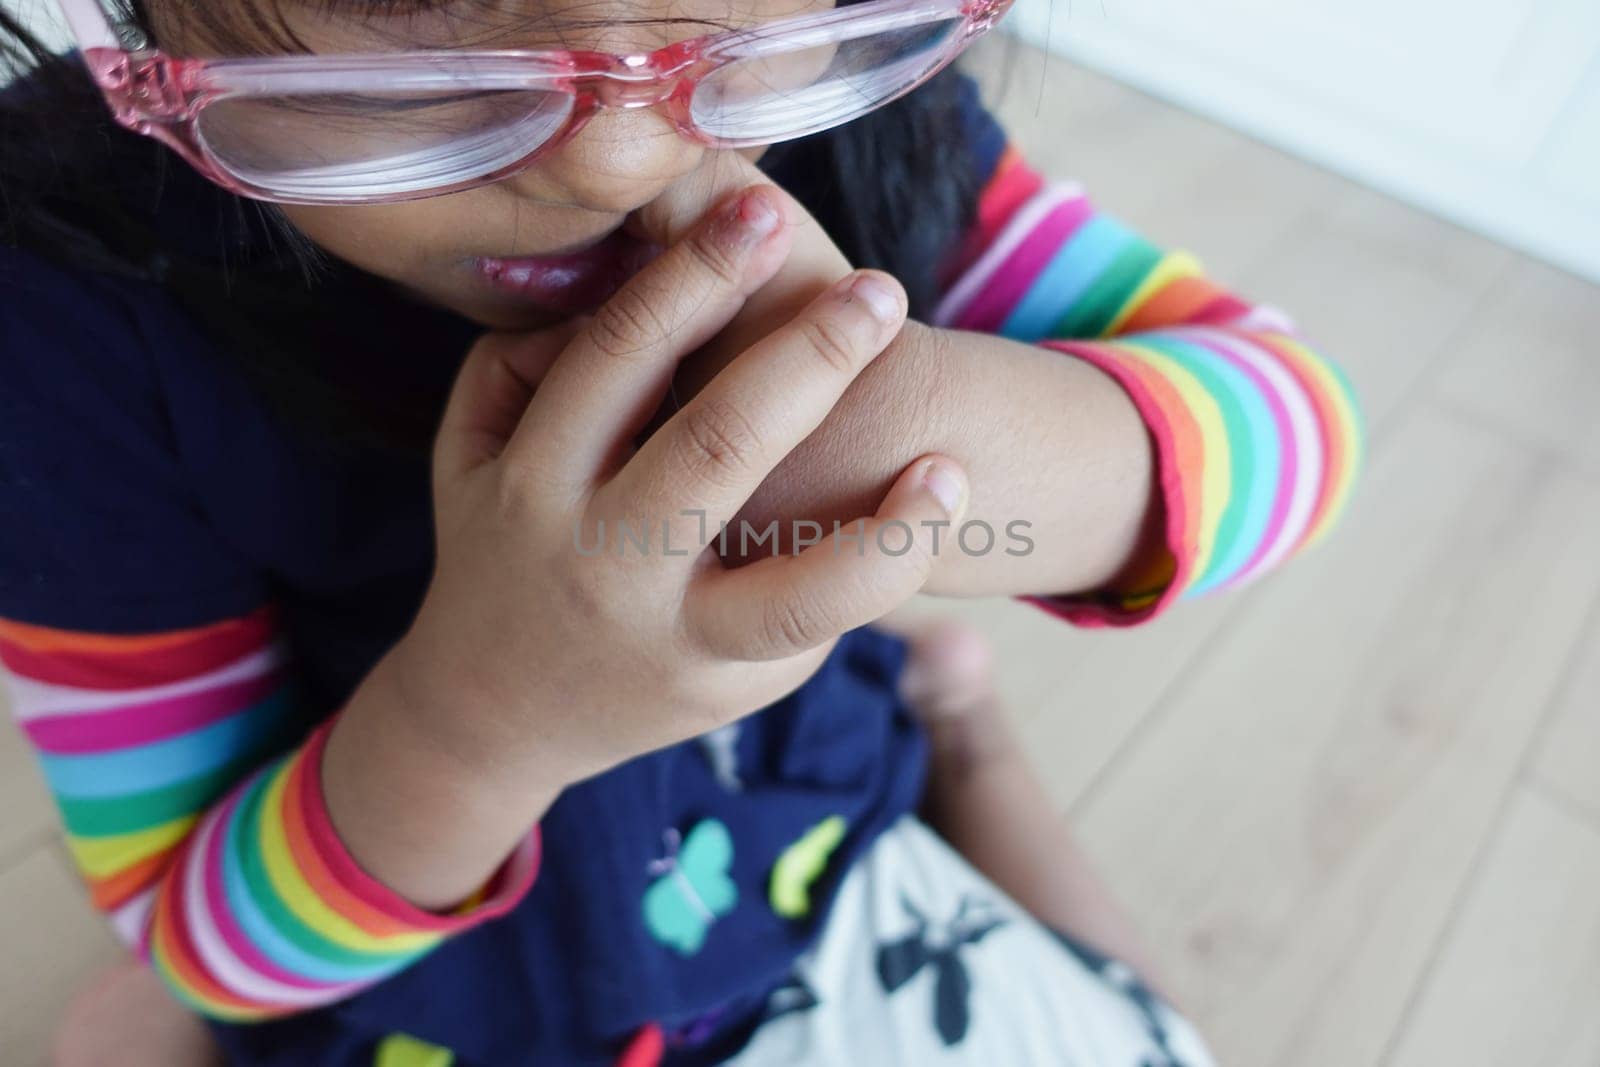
[57,0,1011,206]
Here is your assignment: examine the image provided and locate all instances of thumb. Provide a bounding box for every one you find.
[688,456,971,661]
[433,325,579,484]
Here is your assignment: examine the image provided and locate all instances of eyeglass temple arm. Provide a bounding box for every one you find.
[55,0,122,52]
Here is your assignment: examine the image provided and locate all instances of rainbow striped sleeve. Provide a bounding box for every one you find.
[936,149,1363,624]
[0,609,540,1020]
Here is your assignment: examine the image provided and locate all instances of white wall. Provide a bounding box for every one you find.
[1007,0,1600,283]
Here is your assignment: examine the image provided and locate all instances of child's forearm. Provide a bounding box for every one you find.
[0,607,545,1020]
[732,322,1159,599]
[322,645,566,911]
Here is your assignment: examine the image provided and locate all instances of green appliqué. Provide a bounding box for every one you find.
[768,815,848,919]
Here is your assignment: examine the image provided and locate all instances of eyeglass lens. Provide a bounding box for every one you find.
[194,18,966,198]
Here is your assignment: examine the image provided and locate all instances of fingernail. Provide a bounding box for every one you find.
[850,274,902,323]
[736,190,780,238]
[923,460,966,518]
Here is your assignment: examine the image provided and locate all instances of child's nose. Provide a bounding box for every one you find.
[515,109,707,217]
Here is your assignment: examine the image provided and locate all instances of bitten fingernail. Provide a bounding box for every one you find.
[736,191,780,238]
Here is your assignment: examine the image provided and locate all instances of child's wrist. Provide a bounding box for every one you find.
[323,654,564,911]
[367,635,578,801]
[723,320,953,561]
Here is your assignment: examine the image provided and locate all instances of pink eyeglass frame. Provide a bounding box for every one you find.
[56,0,1011,205]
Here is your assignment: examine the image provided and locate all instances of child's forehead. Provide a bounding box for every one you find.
[157,0,833,56]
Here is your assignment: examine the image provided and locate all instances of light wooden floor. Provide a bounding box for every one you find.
[4,41,1599,1067]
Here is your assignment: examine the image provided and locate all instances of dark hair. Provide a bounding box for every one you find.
[0,3,980,451]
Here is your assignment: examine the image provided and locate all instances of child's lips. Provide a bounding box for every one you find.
[473,227,662,314]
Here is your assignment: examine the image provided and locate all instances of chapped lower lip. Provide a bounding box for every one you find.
[472,226,661,314]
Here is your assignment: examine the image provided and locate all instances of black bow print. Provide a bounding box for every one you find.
[1050,931,1187,1067]
[875,894,1007,1047]
[763,972,821,1025]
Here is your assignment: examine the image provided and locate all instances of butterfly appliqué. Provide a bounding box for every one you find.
[642,819,739,956]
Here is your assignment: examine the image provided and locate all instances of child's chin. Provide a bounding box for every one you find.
[464,300,579,332]
[412,285,581,333]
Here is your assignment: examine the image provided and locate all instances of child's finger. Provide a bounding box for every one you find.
[685,456,969,661]
[632,154,846,282]
[504,185,792,486]
[629,153,768,249]
[634,157,850,367]
[433,327,574,484]
[615,270,908,550]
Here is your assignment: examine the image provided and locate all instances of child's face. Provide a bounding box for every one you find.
[149,0,826,329]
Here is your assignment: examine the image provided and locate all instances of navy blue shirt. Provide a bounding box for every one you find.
[0,76,1007,1065]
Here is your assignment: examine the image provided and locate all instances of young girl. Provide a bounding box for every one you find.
[0,0,1359,1063]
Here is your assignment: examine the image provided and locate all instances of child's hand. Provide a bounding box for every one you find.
[632,153,855,382]
[389,185,970,797]
[631,153,958,559]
